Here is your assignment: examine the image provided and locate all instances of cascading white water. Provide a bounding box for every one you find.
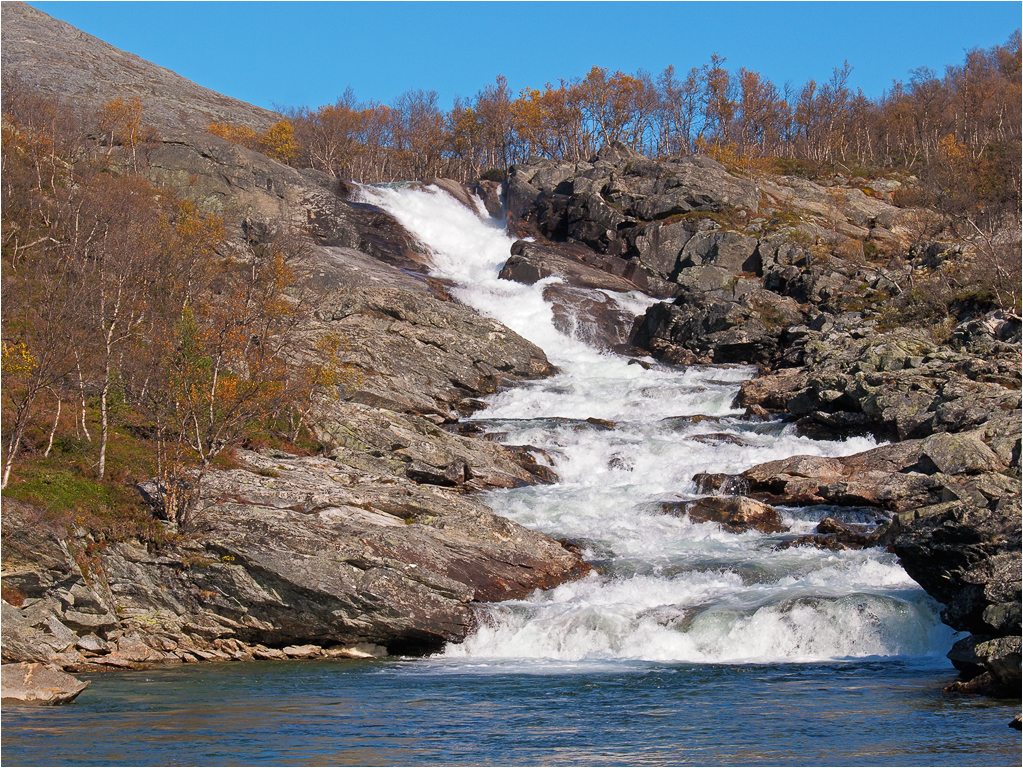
[357,183,955,665]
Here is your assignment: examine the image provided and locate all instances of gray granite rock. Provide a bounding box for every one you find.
[1,662,90,705]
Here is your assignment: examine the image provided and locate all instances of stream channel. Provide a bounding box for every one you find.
[2,185,1019,766]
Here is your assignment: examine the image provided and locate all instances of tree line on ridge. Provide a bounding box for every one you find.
[239,35,1020,230]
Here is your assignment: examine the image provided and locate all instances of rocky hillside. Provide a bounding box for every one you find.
[1,2,277,132]
[1,3,589,683]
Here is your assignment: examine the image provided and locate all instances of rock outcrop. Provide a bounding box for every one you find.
[894,502,1021,696]
[735,314,1021,442]
[1,662,90,705]
[2,448,589,669]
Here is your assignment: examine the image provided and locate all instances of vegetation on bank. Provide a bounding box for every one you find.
[2,35,1020,545]
[1,81,353,535]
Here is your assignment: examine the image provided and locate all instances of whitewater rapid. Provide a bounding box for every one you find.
[356,183,955,666]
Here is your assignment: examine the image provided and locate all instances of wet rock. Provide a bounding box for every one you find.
[544,284,641,351]
[691,473,750,496]
[892,501,1021,637]
[325,643,388,659]
[252,646,288,660]
[110,635,175,664]
[661,496,787,534]
[472,180,504,218]
[775,516,894,551]
[734,368,809,412]
[500,239,645,293]
[1,662,90,705]
[945,635,1022,695]
[426,178,480,213]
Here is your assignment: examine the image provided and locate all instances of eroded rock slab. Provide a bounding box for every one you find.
[2,453,591,666]
[1,662,90,705]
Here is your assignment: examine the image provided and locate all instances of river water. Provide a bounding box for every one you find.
[3,185,1019,765]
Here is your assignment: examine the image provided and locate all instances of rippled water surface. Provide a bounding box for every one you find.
[3,659,1020,766]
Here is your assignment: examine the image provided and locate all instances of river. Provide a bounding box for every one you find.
[2,184,1018,766]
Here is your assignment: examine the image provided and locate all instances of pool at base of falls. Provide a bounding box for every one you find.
[2,658,1019,766]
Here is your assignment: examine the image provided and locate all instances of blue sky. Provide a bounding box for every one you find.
[29,2,1022,112]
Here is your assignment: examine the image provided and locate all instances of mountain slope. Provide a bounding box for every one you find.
[1,1,277,132]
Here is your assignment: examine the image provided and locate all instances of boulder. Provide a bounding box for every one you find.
[630,220,692,278]
[500,239,646,293]
[543,284,642,351]
[768,319,1022,442]
[631,290,801,366]
[661,496,787,534]
[678,231,761,275]
[602,150,760,217]
[892,502,1021,636]
[1,662,90,705]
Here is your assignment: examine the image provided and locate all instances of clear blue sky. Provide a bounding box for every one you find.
[29,1,1022,112]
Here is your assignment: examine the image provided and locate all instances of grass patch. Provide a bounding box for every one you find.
[1,417,165,544]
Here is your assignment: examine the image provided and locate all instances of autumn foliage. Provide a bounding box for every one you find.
[203,33,1021,229]
[208,119,298,163]
[2,84,342,529]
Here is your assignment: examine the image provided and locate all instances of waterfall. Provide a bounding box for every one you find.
[356,183,955,665]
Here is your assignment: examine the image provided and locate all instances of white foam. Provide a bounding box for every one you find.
[358,183,951,665]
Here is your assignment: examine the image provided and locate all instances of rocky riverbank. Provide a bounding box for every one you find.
[2,3,593,699]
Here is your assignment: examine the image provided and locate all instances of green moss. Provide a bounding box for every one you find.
[1,422,166,544]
